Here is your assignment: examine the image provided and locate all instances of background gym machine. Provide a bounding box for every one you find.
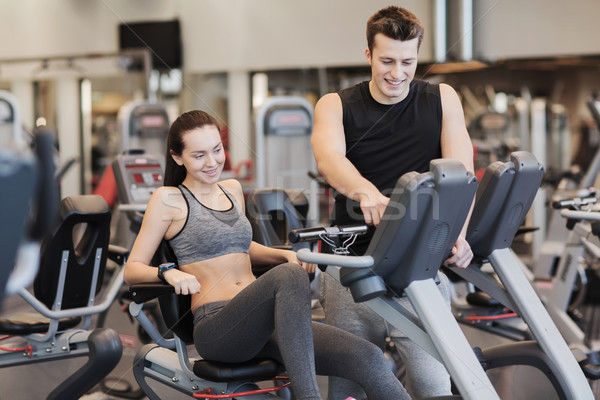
[254,96,319,227]
[0,90,58,308]
[0,91,127,399]
[117,101,171,158]
[104,101,170,249]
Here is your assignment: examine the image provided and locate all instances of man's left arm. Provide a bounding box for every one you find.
[439,83,474,269]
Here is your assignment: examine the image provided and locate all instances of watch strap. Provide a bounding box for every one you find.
[158,262,177,284]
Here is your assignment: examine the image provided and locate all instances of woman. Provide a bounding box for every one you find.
[124,110,410,400]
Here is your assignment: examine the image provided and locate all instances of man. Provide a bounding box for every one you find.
[311,6,474,399]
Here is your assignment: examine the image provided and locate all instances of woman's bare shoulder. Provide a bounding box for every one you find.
[219,179,245,208]
[219,179,243,194]
[147,186,186,216]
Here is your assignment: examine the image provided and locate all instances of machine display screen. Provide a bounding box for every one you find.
[276,113,304,125]
[266,107,311,136]
[119,159,164,203]
[126,163,163,186]
[139,114,167,128]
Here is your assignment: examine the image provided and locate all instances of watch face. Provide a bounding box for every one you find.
[160,263,175,270]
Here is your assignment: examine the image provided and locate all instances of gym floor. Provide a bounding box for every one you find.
[2,282,600,399]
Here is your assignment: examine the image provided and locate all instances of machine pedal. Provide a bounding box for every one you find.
[580,350,600,380]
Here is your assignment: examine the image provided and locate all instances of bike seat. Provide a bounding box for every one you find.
[193,358,284,382]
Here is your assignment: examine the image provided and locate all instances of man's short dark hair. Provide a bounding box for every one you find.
[366,6,424,52]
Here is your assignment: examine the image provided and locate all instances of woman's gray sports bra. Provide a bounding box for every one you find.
[168,184,253,266]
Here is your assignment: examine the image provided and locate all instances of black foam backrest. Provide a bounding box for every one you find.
[245,188,309,251]
[467,151,544,256]
[34,195,111,309]
[152,240,194,344]
[365,159,477,291]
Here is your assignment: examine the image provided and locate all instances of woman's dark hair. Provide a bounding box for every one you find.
[163,110,221,187]
[366,6,424,52]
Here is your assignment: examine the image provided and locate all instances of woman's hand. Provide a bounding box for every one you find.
[284,250,316,274]
[248,242,316,274]
[163,269,202,295]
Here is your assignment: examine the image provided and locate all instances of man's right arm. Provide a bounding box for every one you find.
[311,93,389,226]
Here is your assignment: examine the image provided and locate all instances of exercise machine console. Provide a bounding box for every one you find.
[112,150,164,208]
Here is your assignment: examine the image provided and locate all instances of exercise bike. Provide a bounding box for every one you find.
[458,97,600,378]
[292,152,594,400]
[125,158,486,399]
[0,193,126,399]
[444,152,593,399]
[292,159,500,399]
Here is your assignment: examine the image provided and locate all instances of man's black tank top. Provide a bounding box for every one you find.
[332,80,442,252]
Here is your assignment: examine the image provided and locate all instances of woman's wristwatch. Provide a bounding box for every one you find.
[158,262,177,284]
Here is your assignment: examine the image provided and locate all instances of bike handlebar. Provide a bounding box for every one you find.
[552,196,597,210]
[288,224,368,243]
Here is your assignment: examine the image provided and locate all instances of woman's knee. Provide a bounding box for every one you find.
[273,262,308,279]
[354,337,388,364]
[269,262,311,293]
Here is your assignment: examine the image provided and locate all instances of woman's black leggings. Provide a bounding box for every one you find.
[193,263,410,400]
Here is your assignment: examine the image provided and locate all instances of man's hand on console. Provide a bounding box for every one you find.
[358,189,390,227]
[443,235,473,269]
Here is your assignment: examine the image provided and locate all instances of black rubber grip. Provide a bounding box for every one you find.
[552,196,597,209]
[29,129,59,240]
[289,227,328,243]
[289,224,369,243]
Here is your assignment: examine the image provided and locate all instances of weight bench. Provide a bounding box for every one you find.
[0,194,127,400]
[448,151,594,400]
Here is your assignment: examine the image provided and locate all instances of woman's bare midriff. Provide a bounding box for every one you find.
[179,252,256,312]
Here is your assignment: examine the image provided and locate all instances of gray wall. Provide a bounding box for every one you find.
[474,0,600,60]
